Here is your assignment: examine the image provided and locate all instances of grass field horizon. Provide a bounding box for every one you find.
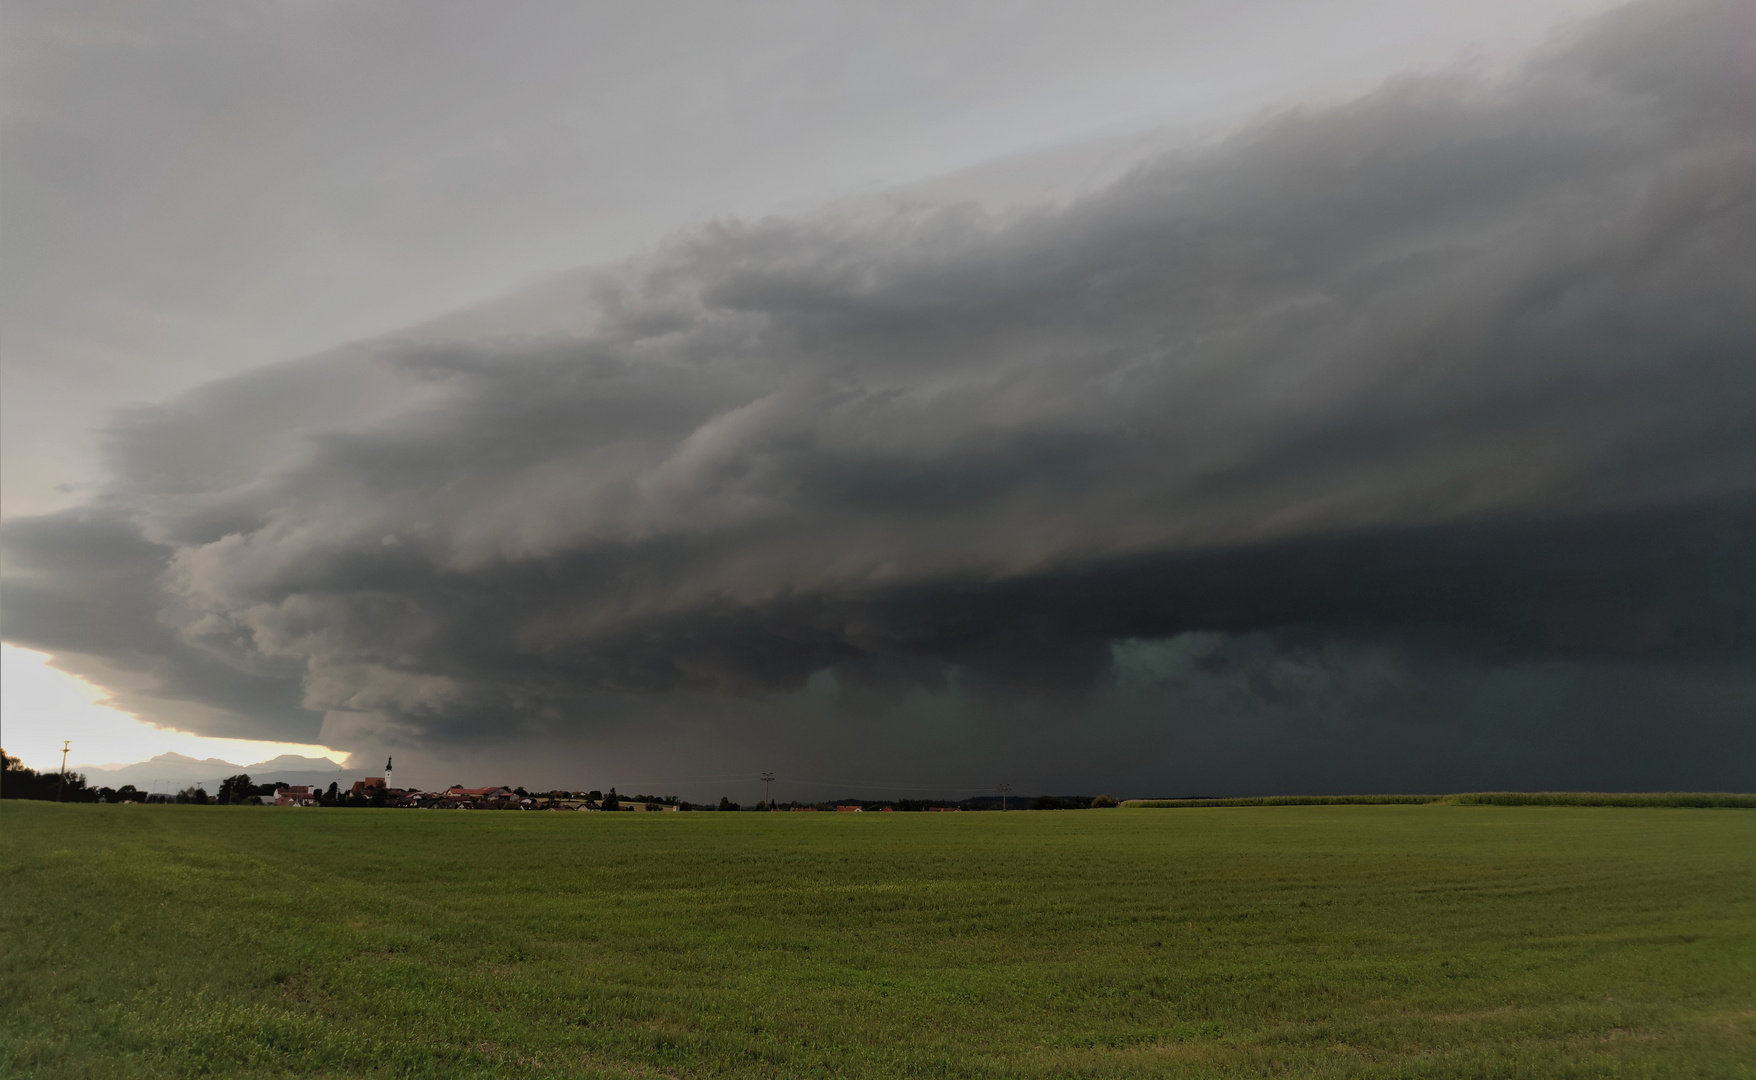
[5,801,1753,1078]
[1122,792,1756,809]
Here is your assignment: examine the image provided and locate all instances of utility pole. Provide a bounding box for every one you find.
[57,741,70,802]
[761,772,775,810]
[998,783,1012,811]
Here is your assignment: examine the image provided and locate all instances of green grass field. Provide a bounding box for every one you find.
[1122,794,1756,809]
[4,803,1752,1079]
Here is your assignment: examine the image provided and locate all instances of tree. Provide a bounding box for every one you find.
[602,788,621,811]
[2,751,50,799]
[1,751,94,800]
[177,786,210,805]
[1090,794,1119,808]
[718,796,739,812]
[217,774,254,805]
[325,781,340,805]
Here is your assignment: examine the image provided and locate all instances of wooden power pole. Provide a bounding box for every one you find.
[57,741,70,802]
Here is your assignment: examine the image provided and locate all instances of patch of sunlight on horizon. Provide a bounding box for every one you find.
[0,644,349,772]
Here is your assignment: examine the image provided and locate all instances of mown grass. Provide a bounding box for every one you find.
[3,802,1752,1079]
[1123,792,1756,809]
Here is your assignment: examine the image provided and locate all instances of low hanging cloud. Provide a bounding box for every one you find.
[4,0,1753,792]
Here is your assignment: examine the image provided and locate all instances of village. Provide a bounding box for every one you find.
[268,777,687,810]
[1,752,1074,810]
[2,750,1095,811]
[263,775,1004,811]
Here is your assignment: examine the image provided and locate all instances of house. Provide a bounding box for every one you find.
[349,777,387,797]
[836,805,862,812]
[444,785,513,800]
[436,785,519,809]
[273,785,319,807]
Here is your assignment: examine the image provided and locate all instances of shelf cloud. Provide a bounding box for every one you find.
[5,0,1752,794]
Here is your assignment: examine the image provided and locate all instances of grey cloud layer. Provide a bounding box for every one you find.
[4,0,1753,790]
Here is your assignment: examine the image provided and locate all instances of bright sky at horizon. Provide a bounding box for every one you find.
[1,644,349,773]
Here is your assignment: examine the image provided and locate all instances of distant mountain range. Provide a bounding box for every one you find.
[76,752,367,794]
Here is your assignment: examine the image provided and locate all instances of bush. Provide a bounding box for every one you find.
[1090,794,1119,808]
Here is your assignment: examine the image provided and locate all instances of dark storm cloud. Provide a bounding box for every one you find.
[0,508,318,740]
[3,0,1752,791]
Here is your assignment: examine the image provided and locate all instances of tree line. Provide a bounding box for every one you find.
[6,753,1122,810]
[2,753,325,806]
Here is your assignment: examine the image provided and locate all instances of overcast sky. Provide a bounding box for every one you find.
[4,0,1751,799]
[3,0,1621,517]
